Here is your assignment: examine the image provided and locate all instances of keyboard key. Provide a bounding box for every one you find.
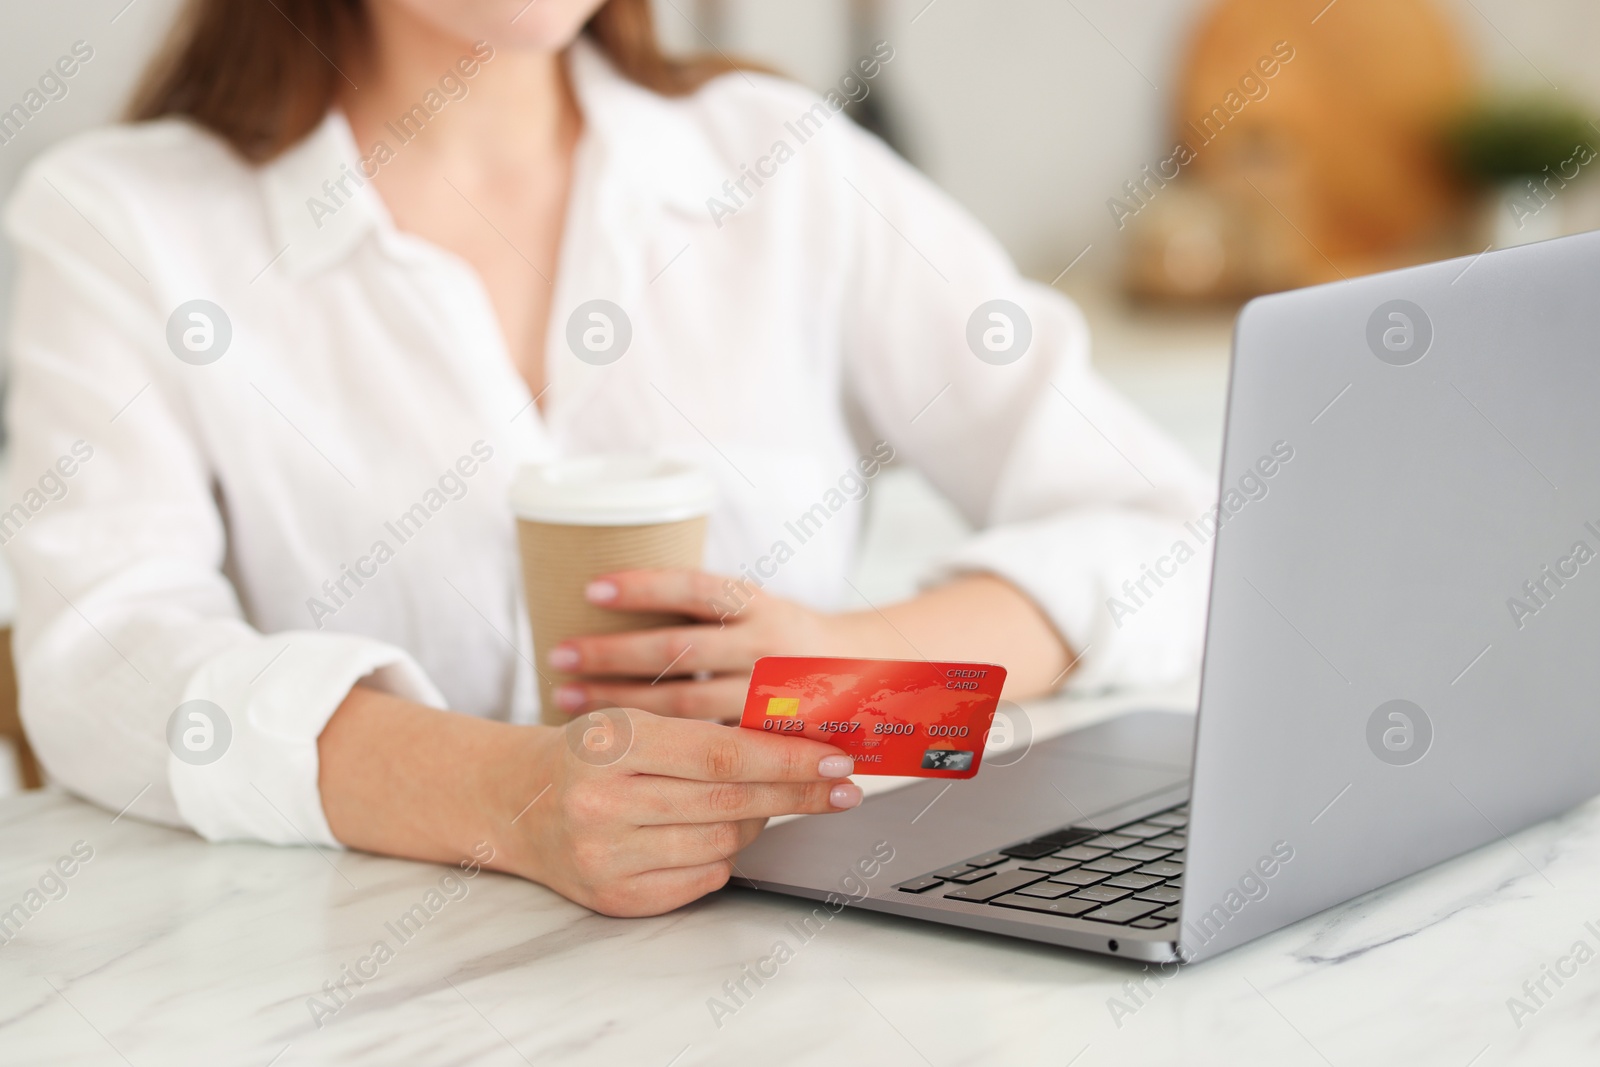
[1153,905,1182,920]
[1105,873,1163,891]
[1018,857,1077,874]
[1035,827,1100,849]
[1000,828,1099,860]
[929,864,973,880]
[1014,882,1077,899]
[946,868,997,884]
[1055,845,1110,862]
[1070,884,1134,903]
[1137,861,1184,879]
[1145,834,1187,850]
[1048,869,1108,887]
[1082,857,1142,874]
[965,852,1009,868]
[1147,812,1188,828]
[1115,823,1169,839]
[989,893,1100,917]
[1130,918,1170,929]
[944,870,1046,903]
[1112,845,1171,863]
[1083,834,1139,851]
[1134,885,1182,905]
[1083,899,1164,925]
[895,876,945,894]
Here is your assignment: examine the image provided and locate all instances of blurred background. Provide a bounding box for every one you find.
[5,0,1599,440]
[1,0,1596,791]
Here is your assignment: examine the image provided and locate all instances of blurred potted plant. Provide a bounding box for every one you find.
[1446,95,1598,246]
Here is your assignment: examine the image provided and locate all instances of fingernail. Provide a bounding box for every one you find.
[554,685,586,711]
[829,783,863,809]
[548,646,580,671]
[586,580,618,603]
[818,755,854,778]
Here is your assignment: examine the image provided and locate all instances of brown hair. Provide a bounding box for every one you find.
[128,0,746,164]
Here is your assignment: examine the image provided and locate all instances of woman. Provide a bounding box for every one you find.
[3,0,1211,916]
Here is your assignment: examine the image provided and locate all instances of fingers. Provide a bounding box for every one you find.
[553,625,750,679]
[584,860,735,918]
[563,819,760,916]
[632,775,862,824]
[584,569,741,621]
[636,819,767,867]
[623,713,855,783]
[543,708,865,918]
[556,675,747,721]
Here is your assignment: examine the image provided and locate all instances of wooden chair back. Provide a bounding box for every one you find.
[0,627,42,790]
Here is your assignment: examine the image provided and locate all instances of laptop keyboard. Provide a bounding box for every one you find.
[893,803,1187,929]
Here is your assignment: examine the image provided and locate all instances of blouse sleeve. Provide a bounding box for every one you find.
[2,147,444,844]
[835,130,1215,690]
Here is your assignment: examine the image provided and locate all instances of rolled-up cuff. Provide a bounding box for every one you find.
[170,632,446,847]
[924,510,1211,692]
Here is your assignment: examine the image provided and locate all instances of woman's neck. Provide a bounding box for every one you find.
[339,6,580,177]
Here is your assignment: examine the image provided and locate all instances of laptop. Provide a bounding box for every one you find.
[733,230,1600,963]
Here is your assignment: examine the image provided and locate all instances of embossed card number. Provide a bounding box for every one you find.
[739,656,1007,779]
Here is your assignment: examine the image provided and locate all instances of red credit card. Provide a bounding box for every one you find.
[739,656,1007,778]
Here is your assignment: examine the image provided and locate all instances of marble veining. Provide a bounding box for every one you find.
[2,684,1597,1065]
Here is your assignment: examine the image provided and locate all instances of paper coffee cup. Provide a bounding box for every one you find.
[511,456,716,726]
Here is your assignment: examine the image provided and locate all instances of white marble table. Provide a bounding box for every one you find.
[2,681,1597,1066]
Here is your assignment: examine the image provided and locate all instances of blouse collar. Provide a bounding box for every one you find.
[259,36,730,279]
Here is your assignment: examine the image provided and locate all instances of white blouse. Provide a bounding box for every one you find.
[3,41,1212,847]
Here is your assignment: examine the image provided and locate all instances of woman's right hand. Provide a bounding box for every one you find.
[319,689,859,918]
[511,707,861,917]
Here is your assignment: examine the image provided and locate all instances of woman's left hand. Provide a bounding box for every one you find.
[546,569,864,723]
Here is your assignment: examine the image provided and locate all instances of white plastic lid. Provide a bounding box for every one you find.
[509,455,716,526]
